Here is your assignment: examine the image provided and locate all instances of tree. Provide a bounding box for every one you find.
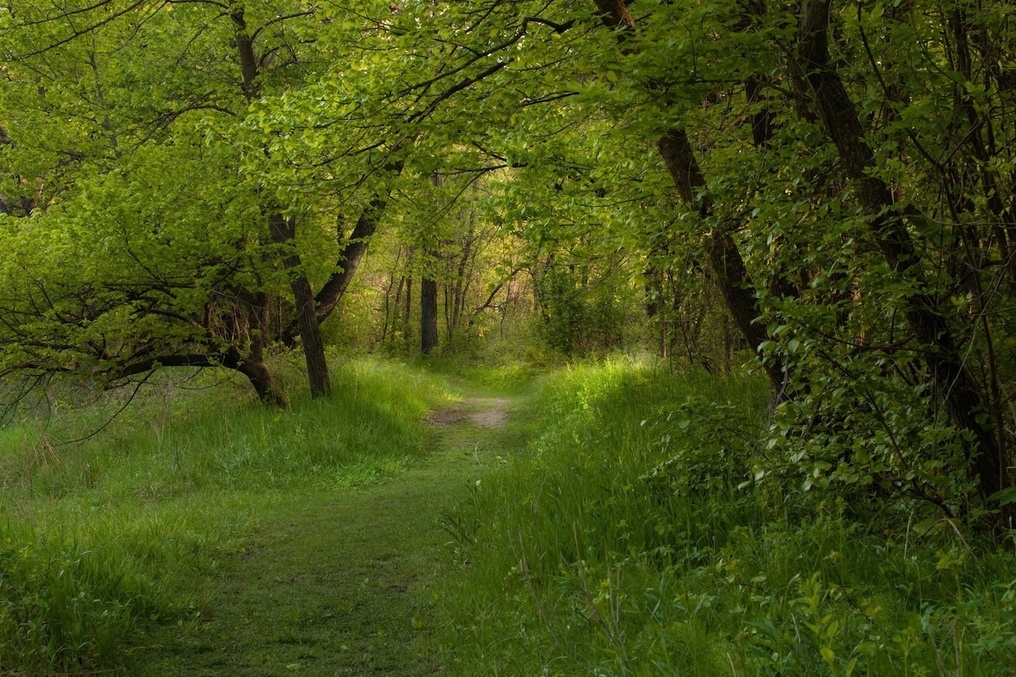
[565,0,1014,504]
[0,0,408,404]
[3,0,1013,512]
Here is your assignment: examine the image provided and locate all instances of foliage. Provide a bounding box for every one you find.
[0,357,453,673]
[0,527,162,674]
[1,0,1016,667]
[1,0,1014,501]
[532,253,639,356]
[438,362,1016,675]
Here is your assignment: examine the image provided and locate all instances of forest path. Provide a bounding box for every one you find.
[142,392,516,676]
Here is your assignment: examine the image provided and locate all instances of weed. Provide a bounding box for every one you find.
[436,359,1016,675]
[0,357,454,674]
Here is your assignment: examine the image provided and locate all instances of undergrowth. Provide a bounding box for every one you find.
[0,357,453,675]
[437,358,1016,675]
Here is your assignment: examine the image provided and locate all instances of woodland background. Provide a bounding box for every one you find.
[1,0,1016,673]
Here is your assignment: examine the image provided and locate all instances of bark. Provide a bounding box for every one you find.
[945,7,1013,283]
[591,0,784,397]
[593,0,635,28]
[313,198,387,322]
[279,160,404,347]
[444,285,451,342]
[444,226,479,345]
[798,0,1003,497]
[279,198,389,348]
[231,8,328,399]
[657,130,785,393]
[378,250,404,347]
[314,160,404,321]
[404,275,413,341]
[232,355,288,408]
[119,352,287,408]
[421,278,439,354]
[745,76,774,148]
[230,8,258,101]
[270,214,331,399]
[392,275,405,328]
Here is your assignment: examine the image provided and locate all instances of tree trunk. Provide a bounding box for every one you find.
[234,356,288,408]
[591,0,784,398]
[314,158,403,321]
[656,129,785,394]
[231,8,328,399]
[119,352,288,408]
[421,277,439,354]
[313,199,387,322]
[270,214,332,399]
[797,0,1003,498]
[404,275,413,343]
[447,240,472,344]
[280,182,402,348]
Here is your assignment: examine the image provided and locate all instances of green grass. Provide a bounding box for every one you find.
[5,354,1015,675]
[436,357,1016,675]
[0,357,458,675]
[136,364,516,676]
[414,353,548,396]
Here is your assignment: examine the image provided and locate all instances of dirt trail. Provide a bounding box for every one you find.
[427,397,510,429]
[143,396,510,676]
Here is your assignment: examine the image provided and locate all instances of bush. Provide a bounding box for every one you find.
[437,361,1016,675]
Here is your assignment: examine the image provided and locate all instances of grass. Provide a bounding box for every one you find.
[0,357,461,675]
[436,356,1016,675]
[4,353,1015,675]
[414,353,548,397]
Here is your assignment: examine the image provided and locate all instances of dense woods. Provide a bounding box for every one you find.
[3,0,1013,510]
[1,0,1016,673]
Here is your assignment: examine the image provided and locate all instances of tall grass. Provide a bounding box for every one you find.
[0,358,454,674]
[438,358,1016,675]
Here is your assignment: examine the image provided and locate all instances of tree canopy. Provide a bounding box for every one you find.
[1,0,1015,512]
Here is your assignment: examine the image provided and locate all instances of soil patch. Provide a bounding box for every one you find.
[428,397,510,429]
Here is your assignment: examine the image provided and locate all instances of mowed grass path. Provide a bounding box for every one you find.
[141,394,516,676]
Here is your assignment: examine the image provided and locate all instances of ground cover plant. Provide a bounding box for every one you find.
[437,359,1016,675]
[0,358,453,674]
[1,0,1015,672]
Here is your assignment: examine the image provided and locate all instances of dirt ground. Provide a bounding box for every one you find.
[427,398,510,429]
